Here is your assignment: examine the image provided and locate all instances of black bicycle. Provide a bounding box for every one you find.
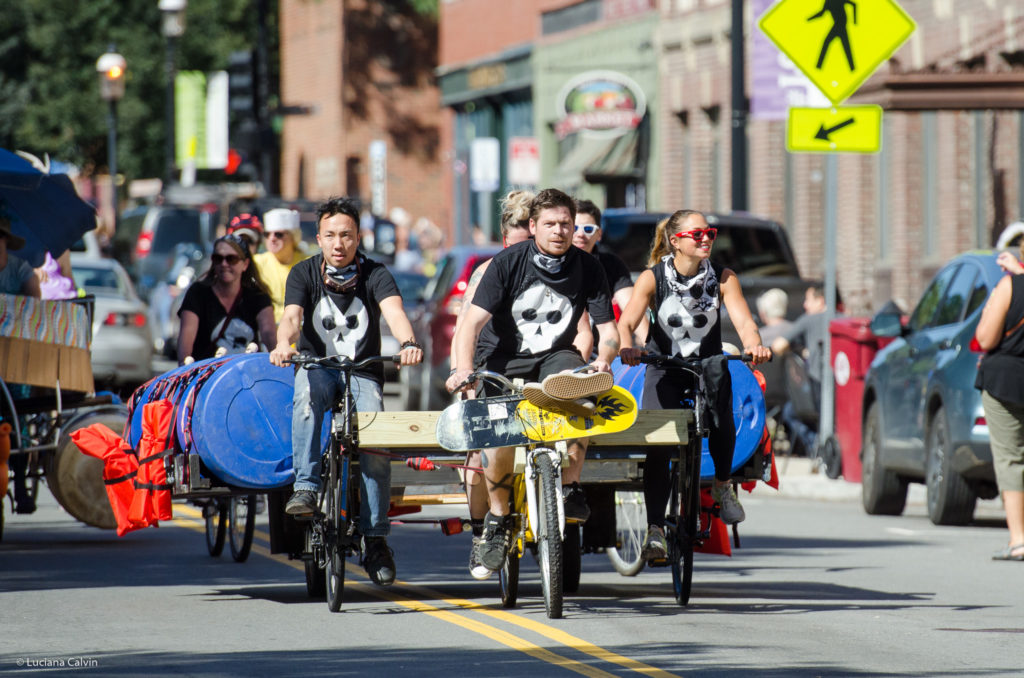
[287,353,398,612]
[637,351,753,606]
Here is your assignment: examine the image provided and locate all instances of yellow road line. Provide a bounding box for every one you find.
[172,504,676,677]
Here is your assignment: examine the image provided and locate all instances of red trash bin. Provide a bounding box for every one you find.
[829,317,890,482]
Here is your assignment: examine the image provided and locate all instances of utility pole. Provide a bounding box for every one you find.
[730,0,748,211]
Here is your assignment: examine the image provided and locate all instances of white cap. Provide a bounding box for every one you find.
[263,208,300,233]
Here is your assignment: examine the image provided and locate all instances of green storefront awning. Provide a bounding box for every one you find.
[551,129,642,189]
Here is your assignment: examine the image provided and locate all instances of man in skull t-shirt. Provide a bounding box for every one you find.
[448,188,619,576]
[270,197,423,587]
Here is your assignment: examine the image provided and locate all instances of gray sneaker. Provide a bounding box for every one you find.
[641,525,668,561]
[478,512,513,572]
[711,482,746,525]
[285,490,317,516]
[469,536,492,580]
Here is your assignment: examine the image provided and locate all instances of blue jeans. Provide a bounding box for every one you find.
[292,367,390,537]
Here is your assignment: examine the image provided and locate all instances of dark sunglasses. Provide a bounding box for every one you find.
[211,253,242,265]
[574,224,598,235]
[675,227,717,242]
[266,231,289,240]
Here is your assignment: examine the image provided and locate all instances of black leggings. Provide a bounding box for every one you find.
[641,364,735,527]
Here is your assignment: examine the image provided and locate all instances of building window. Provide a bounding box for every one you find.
[922,112,937,257]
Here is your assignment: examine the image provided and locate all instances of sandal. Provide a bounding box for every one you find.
[991,543,1024,561]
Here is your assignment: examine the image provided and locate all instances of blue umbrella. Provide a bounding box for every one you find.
[0,148,97,267]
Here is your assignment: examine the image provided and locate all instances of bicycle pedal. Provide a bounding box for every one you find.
[646,557,670,568]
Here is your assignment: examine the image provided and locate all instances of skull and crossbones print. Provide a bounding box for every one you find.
[314,295,369,357]
[510,281,573,354]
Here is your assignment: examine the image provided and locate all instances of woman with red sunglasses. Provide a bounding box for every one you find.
[177,234,277,364]
[617,209,771,560]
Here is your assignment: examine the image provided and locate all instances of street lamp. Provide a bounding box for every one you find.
[159,0,187,185]
[96,47,126,234]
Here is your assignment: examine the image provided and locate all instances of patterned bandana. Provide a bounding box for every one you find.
[532,249,566,275]
[322,256,360,294]
[662,255,718,310]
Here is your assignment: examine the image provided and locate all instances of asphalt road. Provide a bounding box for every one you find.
[2,461,1021,678]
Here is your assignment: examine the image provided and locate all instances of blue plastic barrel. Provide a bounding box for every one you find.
[125,357,222,447]
[611,356,766,479]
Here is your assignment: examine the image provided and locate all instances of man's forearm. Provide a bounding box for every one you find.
[595,322,620,364]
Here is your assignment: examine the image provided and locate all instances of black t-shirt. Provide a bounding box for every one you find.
[284,253,399,384]
[472,240,613,362]
[593,244,633,295]
[178,281,272,361]
[646,256,724,359]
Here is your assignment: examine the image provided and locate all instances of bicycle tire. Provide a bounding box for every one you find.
[500,543,519,608]
[228,494,256,562]
[326,449,347,612]
[204,499,227,557]
[670,438,700,606]
[304,525,325,597]
[607,490,646,576]
[534,453,563,619]
[563,523,581,594]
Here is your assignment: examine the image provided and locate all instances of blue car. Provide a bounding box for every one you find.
[862,251,1004,525]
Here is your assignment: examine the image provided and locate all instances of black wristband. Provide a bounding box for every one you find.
[401,340,422,350]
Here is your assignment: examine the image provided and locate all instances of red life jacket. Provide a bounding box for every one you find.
[70,423,150,536]
[130,400,175,524]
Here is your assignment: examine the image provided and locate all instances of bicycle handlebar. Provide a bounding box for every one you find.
[287,354,399,371]
[460,369,516,394]
[638,352,754,369]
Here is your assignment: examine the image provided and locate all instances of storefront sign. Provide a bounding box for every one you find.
[508,137,540,186]
[554,70,646,140]
[467,63,506,91]
[470,137,500,193]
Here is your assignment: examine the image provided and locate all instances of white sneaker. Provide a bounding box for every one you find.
[469,536,492,580]
[711,482,746,525]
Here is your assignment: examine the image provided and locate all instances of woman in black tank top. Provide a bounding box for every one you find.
[617,210,771,557]
[976,245,1024,561]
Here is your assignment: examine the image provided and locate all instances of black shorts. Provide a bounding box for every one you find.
[478,349,587,397]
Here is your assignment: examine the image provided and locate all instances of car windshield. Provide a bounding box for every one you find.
[73,265,128,298]
[150,209,202,254]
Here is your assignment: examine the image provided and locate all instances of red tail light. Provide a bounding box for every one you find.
[104,312,147,327]
[135,230,154,258]
[974,416,986,427]
[131,313,147,327]
[103,312,119,326]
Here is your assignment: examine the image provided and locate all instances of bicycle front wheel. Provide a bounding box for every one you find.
[607,490,646,576]
[228,494,256,562]
[670,439,701,606]
[500,542,520,608]
[534,453,563,619]
[325,451,348,612]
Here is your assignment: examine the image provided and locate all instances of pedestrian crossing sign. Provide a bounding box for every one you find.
[758,0,916,104]
[786,105,883,153]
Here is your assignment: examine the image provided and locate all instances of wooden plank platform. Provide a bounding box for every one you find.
[357,409,692,448]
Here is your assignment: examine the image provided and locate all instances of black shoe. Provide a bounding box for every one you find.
[478,512,513,572]
[285,490,317,516]
[363,537,396,586]
[562,482,590,523]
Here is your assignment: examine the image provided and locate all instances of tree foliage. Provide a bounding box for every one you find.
[0,0,277,181]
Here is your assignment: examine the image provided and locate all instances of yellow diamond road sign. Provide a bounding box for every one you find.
[759,0,916,104]
[787,105,882,153]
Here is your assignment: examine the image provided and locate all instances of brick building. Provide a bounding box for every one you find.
[277,0,443,230]
[659,0,1024,314]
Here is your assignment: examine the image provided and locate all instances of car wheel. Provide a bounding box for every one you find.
[925,406,977,526]
[861,402,908,516]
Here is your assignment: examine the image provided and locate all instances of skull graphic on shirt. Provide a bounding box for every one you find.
[210,317,256,353]
[314,295,369,357]
[658,292,717,358]
[511,281,573,354]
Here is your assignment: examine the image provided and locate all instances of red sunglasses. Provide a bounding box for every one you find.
[674,227,717,242]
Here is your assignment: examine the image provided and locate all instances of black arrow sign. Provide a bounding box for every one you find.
[814,117,855,141]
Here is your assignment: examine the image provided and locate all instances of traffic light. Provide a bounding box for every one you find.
[227,50,256,119]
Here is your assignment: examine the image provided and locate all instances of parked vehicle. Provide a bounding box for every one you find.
[70,254,154,387]
[129,204,220,301]
[861,250,1002,525]
[379,268,429,381]
[399,245,502,410]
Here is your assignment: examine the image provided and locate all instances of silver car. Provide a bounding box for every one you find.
[70,254,154,386]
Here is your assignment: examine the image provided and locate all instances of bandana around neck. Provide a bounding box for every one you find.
[532,243,567,275]
[663,255,713,299]
[322,255,360,294]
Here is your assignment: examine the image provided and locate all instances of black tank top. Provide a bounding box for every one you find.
[978,274,1024,405]
[645,256,724,359]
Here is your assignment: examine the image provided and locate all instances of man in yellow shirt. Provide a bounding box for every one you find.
[253,208,305,322]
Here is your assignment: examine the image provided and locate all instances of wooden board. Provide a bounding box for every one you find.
[357,409,691,449]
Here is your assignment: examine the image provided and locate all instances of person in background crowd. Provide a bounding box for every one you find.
[226,213,264,256]
[756,288,793,346]
[253,208,305,323]
[0,215,40,514]
[177,234,276,363]
[573,199,649,347]
[976,241,1024,561]
[0,216,40,298]
[997,249,1024,275]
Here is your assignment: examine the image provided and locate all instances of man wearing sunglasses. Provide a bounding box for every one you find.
[253,208,307,323]
[270,196,423,588]
[573,199,649,348]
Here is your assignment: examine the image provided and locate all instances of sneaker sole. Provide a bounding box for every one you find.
[470,566,493,580]
[542,372,613,401]
[523,384,594,418]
